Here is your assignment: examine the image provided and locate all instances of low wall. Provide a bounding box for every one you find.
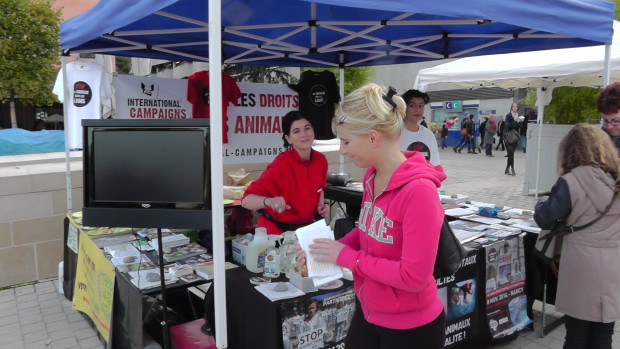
[0,146,361,288]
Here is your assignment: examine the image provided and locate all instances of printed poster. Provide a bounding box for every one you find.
[114,75,299,165]
[281,287,355,349]
[73,229,115,341]
[437,249,480,348]
[224,82,299,164]
[485,235,532,340]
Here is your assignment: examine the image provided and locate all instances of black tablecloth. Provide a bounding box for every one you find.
[205,267,353,349]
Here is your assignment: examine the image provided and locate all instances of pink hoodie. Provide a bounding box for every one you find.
[337,151,446,329]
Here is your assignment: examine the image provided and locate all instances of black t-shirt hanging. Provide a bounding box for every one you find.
[289,70,340,140]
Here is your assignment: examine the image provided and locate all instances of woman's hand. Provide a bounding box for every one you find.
[317,202,329,217]
[266,196,291,214]
[309,238,345,264]
[295,245,308,274]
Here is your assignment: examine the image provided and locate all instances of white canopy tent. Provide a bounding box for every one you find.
[415,21,620,197]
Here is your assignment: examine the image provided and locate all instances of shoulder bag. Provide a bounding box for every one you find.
[434,217,467,278]
[504,129,520,146]
[533,194,615,264]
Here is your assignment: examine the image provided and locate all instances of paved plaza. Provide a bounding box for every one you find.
[1,147,618,349]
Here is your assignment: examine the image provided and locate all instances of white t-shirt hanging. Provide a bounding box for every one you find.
[53,61,112,149]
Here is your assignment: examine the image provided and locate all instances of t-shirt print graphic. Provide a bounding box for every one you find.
[310,84,327,106]
[407,141,431,161]
[73,81,92,107]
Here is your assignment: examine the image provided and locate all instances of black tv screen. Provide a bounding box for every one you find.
[82,119,212,229]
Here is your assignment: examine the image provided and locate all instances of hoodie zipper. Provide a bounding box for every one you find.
[360,176,387,323]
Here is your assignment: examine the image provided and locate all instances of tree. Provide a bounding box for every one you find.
[521,87,600,124]
[223,64,297,84]
[116,56,132,74]
[519,0,620,124]
[0,0,61,128]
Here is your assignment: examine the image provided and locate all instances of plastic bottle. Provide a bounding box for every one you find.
[280,231,298,276]
[245,227,269,273]
[263,236,281,278]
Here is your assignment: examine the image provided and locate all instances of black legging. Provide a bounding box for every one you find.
[506,144,516,171]
[345,300,446,349]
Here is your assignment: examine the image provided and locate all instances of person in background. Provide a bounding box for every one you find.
[484,115,496,157]
[455,113,477,154]
[298,83,446,349]
[479,116,488,153]
[420,116,428,128]
[495,115,506,151]
[440,121,449,150]
[504,103,520,175]
[534,123,620,349]
[518,115,528,153]
[596,82,620,155]
[242,110,329,235]
[399,89,442,168]
[505,102,519,129]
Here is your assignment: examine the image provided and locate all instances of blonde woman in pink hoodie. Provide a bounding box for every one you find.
[299,83,447,348]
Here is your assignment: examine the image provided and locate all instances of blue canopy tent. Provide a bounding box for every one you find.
[59,0,614,347]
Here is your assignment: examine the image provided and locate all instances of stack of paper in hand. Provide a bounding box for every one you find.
[295,220,343,287]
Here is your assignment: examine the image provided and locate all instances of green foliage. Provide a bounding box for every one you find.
[520,87,600,124]
[116,56,132,74]
[304,67,376,96]
[0,0,62,106]
[223,64,297,84]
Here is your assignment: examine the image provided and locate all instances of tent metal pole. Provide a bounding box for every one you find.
[534,87,545,199]
[208,0,228,347]
[604,43,611,86]
[339,66,345,173]
[61,56,73,214]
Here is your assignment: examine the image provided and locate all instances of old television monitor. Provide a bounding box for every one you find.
[82,119,212,229]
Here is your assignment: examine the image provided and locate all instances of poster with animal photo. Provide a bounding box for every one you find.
[485,236,531,340]
[437,250,480,348]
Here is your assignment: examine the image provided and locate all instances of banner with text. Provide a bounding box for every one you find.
[224,82,298,164]
[73,228,115,342]
[437,249,480,348]
[485,235,531,340]
[281,287,355,349]
[114,74,192,120]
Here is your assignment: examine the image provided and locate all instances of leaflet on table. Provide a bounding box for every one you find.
[255,282,305,301]
[92,233,137,249]
[103,243,141,258]
[162,242,209,263]
[295,220,343,287]
[116,260,157,273]
[444,207,477,217]
[460,214,505,225]
[194,261,238,280]
[128,269,178,290]
[110,253,151,266]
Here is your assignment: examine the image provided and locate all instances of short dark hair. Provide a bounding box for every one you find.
[281,110,309,148]
[597,82,620,115]
[401,89,430,105]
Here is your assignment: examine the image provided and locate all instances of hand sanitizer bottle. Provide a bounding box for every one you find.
[263,236,281,278]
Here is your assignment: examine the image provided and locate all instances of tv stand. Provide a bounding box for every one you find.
[83,207,212,230]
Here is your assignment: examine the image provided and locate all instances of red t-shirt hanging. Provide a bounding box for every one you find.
[186,70,242,143]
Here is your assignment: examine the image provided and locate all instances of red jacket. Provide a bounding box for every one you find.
[243,148,327,234]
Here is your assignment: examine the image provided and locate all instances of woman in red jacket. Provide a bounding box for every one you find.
[242,110,329,235]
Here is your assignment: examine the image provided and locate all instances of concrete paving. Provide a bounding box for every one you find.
[1,146,619,349]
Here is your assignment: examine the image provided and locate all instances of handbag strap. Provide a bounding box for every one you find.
[570,193,616,232]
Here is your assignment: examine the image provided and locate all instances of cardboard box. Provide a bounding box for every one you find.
[289,270,318,293]
[232,239,248,266]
